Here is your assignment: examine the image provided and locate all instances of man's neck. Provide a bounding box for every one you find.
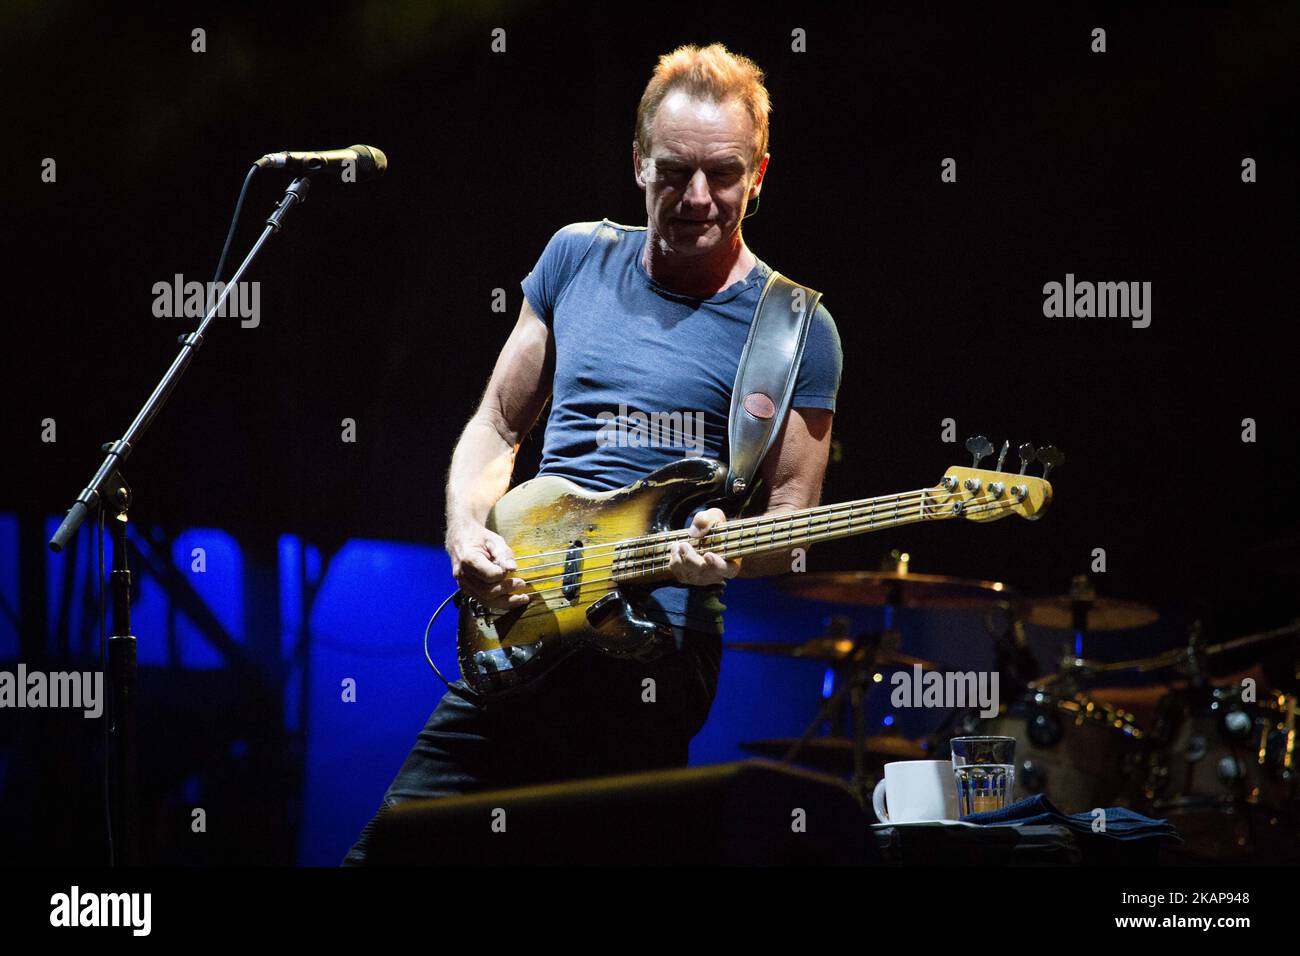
[642,227,756,299]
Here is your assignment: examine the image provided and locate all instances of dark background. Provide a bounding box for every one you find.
[2,2,1297,864]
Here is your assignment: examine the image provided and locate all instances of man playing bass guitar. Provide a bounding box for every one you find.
[343,42,841,864]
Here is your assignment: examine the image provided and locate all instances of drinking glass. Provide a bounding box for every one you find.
[950,736,1016,815]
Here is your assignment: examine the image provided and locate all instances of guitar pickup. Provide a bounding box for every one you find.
[562,541,583,604]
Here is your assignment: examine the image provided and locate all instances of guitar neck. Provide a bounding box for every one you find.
[613,487,948,584]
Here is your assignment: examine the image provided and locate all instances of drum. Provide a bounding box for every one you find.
[955,690,1145,814]
[1142,686,1298,860]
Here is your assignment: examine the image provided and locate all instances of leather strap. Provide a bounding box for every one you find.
[726,270,821,502]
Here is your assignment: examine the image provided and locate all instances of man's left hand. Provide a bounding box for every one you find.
[667,507,741,586]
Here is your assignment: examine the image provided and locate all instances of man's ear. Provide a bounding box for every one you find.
[751,153,770,197]
[632,141,647,190]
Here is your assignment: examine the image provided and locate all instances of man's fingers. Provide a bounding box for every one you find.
[689,508,727,538]
[673,539,707,569]
[667,539,740,585]
[461,551,508,584]
[477,577,531,610]
[493,583,532,609]
[483,535,517,572]
[664,531,741,585]
[704,553,742,579]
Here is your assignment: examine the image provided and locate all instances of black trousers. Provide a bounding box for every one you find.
[342,627,722,865]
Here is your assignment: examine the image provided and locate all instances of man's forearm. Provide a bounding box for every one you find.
[444,415,519,534]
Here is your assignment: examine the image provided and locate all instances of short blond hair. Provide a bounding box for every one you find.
[635,43,771,172]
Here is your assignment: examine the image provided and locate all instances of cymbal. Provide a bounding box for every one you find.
[726,638,938,669]
[776,571,1013,608]
[1018,595,1159,631]
[739,736,930,774]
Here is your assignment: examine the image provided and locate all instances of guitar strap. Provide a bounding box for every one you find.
[725,270,821,508]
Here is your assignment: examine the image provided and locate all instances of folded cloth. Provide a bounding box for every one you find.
[963,794,1182,843]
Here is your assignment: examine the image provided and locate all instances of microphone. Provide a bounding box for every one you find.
[256,144,388,181]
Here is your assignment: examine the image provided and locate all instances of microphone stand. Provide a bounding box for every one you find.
[48,175,312,865]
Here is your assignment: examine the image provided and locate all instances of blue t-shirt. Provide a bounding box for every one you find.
[520,219,842,633]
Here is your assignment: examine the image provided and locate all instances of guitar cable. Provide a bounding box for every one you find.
[423,588,486,706]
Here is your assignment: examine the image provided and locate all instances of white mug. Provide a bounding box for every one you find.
[871,760,960,823]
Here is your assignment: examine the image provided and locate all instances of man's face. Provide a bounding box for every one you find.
[635,92,766,255]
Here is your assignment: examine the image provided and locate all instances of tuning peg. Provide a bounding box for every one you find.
[1017,443,1036,475]
[1037,445,1064,479]
[995,440,1010,472]
[965,435,994,468]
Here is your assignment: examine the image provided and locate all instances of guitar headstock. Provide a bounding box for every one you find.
[930,437,1060,522]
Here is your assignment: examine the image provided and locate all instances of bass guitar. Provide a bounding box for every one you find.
[457,440,1059,697]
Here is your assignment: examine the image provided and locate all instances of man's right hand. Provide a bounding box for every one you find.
[446,523,531,611]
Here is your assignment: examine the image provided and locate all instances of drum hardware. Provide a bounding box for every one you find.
[1030,619,1300,691]
[983,601,1039,696]
[726,613,950,803]
[749,553,1299,857]
[1131,618,1300,860]
[768,620,900,807]
[1143,685,1300,861]
[1248,534,1300,578]
[942,578,1156,811]
[745,555,1009,806]
[1145,684,1297,802]
[775,569,1014,610]
[725,634,939,670]
[948,689,1145,813]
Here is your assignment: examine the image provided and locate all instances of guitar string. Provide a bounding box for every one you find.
[501,488,959,580]
[496,494,946,590]
[559,491,999,589]
[489,493,1004,617]
[506,490,1000,600]
[498,496,1008,625]
[514,494,958,591]
[503,474,1039,576]
[503,487,937,570]
[509,487,1008,586]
